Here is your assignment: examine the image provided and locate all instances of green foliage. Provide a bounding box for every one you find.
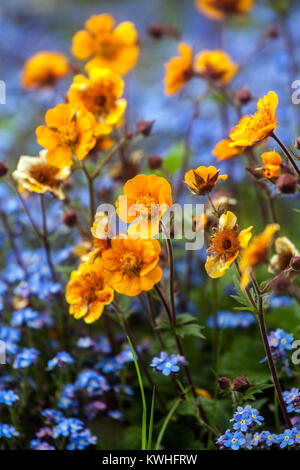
[156,313,205,340]
[163,142,185,175]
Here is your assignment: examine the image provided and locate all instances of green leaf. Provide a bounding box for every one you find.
[242,383,273,401]
[163,142,185,175]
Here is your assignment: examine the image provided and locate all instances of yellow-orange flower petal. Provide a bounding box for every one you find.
[102,236,162,296]
[240,223,279,287]
[229,91,278,148]
[194,50,238,84]
[67,68,126,135]
[71,14,139,75]
[205,210,252,279]
[66,256,114,323]
[21,51,69,89]
[195,0,254,21]
[164,42,193,95]
[213,139,244,161]
[36,103,97,168]
[185,165,228,196]
[261,151,282,179]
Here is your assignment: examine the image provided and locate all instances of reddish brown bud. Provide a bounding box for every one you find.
[232,376,251,394]
[290,256,300,272]
[62,210,77,227]
[276,173,297,194]
[63,178,74,190]
[147,23,180,40]
[295,137,300,150]
[235,87,252,105]
[148,154,162,170]
[217,377,231,390]
[0,162,8,177]
[267,25,279,39]
[136,120,155,137]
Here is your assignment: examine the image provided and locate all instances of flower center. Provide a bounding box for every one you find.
[231,438,237,443]
[59,124,78,146]
[208,228,240,259]
[136,194,158,219]
[120,252,143,276]
[30,163,60,185]
[284,435,289,441]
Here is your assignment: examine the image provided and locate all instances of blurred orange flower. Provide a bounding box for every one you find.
[269,236,299,274]
[71,14,139,75]
[164,43,193,95]
[240,223,279,287]
[102,236,162,296]
[66,257,114,323]
[213,139,243,161]
[12,150,70,200]
[185,165,227,196]
[36,104,97,168]
[205,211,252,278]
[116,174,173,238]
[229,91,278,148]
[21,51,69,89]
[261,151,282,179]
[195,0,254,21]
[67,68,126,135]
[194,50,238,84]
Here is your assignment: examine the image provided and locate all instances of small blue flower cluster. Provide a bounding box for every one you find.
[263,329,294,376]
[47,351,74,370]
[207,311,255,329]
[217,405,300,450]
[283,388,300,414]
[150,351,187,376]
[30,409,97,450]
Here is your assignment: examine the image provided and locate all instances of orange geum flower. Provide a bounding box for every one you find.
[71,14,139,75]
[205,211,252,278]
[164,42,193,95]
[212,139,243,161]
[229,91,278,148]
[116,174,173,238]
[21,51,69,89]
[195,0,254,21]
[240,223,279,287]
[12,150,70,200]
[67,68,127,135]
[102,236,162,296]
[261,151,282,179]
[36,103,97,168]
[185,165,228,196]
[194,50,238,84]
[66,256,114,324]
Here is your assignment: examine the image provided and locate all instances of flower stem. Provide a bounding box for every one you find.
[160,221,176,325]
[81,162,95,226]
[271,132,300,177]
[40,194,57,283]
[234,261,292,428]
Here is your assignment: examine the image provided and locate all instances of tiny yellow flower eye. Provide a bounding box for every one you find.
[241,420,245,425]
[285,436,289,441]
[281,339,286,344]
[232,438,237,443]
[267,436,273,440]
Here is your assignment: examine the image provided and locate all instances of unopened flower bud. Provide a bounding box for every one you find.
[235,87,252,105]
[267,25,279,39]
[0,162,8,177]
[148,154,162,170]
[271,274,290,293]
[217,377,231,390]
[147,23,180,40]
[136,119,155,137]
[62,209,77,227]
[276,173,297,194]
[295,136,300,150]
[290,256,300,272]
[232,376,251,394]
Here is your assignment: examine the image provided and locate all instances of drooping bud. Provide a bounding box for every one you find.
[295,136,300,150]
[266,25,279,39]
[62,209,77,227]
[217,377,231,390]
[276,173,297,194]
[235,87,252,105]
[148,154,162,170]
[232,376,251,394]
[136,119,155,137]
[0,162,8,177]
[290,256,300,272]
[147,23,180,40]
